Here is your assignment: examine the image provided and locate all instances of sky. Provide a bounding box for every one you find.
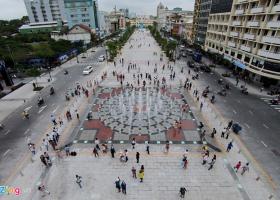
[0,0,195,20]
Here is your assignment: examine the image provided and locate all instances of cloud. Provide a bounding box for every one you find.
[0,0,195,20]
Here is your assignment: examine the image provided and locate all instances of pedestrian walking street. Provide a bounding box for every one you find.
[4,29,277,200]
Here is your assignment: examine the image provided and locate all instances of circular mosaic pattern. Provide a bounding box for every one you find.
[96,87,192,135]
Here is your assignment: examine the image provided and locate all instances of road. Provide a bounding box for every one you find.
[180,55,280,192]
[0,48,106,183]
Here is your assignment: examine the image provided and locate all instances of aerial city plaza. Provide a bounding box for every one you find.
[0,0,280,200]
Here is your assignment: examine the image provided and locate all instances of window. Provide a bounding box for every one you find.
[275,0,280,6]
[266,45,270,51]
[264,30,268,36]
[278,15,280,21]
[272,30,276,36]
[237,54,242,59]
[244,56,250,63]
[274,47,280,53]
[259,44,263,49]
[231,51,235,56]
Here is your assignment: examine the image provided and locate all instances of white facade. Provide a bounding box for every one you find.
[205,0,280,80]
[156,2,193,32]
[24,0,66,23]
[98,11,111,37]
[51,25,91,44]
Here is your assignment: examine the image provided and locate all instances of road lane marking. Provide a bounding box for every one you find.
[24,106,32,111]
[53,105,59,113]
[263,124,269,129]
[38,105,47,114]
[244,123,250,129]
[4,130,10,135]
[3,149,11,157]
[233,110,237,114]
[24,129,30,135]
[261,141,268,148]
[249,110,253,115]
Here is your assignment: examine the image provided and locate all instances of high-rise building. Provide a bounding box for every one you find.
[119,8,129,18]
[64,0,99,30]
[156,2,193,33]
[205,0,280,82]
[192,0,213,47]
[24,0,66,23]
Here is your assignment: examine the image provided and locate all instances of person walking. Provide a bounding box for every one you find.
[131,138,136,149]
[95,138,100,151]
[75,175,82,188]
[227,120,233,129]
[64,145,70,156]
[110,145,116,158]
[28,143,36,155]
[136,152,140,163]
[38,184,50,197]
[50,114,57,126]
[226,141,233,152]
[165,141,170,153]
[234,161,242,172]
[40,154,48,166]
[138,169,144,182]
[202,154,209,165]
[93,147,99,157]
[211,128,217,138]
[121,180,127,195]
[241,163,249,175]
[221,128,226,138]
[115,177,121,192]
[131,166,137,179]
[179,187,187,198]
[42,139,49,151]
[208,155,216,170]
[146,143,150,155]
[44,152,52,166]
[200,102,203,111]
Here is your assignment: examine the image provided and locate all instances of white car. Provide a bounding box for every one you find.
[98,55,106,62]
[83,66,93,75]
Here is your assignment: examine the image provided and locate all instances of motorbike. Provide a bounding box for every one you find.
[22,111,29,119]
[270,98,279,105]
[50,87,55,95]
[225,84,230,90]
[37,97,44,106]
[218,89,227,96]
[0,123,4,129]
[202,91,208,98]
[211,95,215,103]
[218,79,223,85]
[64,70,68,75]
[65,94,70,101]
[241,88,249,95]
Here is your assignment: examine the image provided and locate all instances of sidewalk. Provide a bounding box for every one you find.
[201,57,274,98]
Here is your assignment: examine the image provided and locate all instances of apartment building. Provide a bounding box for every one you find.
[192,0,212,46]
[24,0,66,23]
[64,0,99,30]
[205,0,280,81]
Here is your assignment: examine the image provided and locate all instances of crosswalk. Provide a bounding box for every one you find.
[260,97,280,112]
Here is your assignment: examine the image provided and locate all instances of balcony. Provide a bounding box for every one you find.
[250,7,264,14]
[247,21,260,27]
[235,9,244,15]
[267,21,280,28]
[228,41,236,48]
[258,50,280,60]
[272,4,280,12]
[232,21,241,26]
[243,33,255,40]
[240,45,251,52]
[230,31,239,37]
[238,0,248,3]
[262,36,280,45]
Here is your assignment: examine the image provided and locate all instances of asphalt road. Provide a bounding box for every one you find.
[181,56,280,192]
[0,48,106,183]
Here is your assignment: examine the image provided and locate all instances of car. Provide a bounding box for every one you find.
[187,61,195,68]
[83,66,93,75]
[98,55,106,62]
[199,64,211,73]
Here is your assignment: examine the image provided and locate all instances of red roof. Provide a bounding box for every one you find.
[69,24,92,33]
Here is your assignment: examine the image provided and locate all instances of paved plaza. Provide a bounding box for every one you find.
[2,29,277,200]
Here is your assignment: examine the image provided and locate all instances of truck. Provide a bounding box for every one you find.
[192,52,202,62]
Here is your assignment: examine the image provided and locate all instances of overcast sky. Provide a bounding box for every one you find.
[0,0,195,20]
